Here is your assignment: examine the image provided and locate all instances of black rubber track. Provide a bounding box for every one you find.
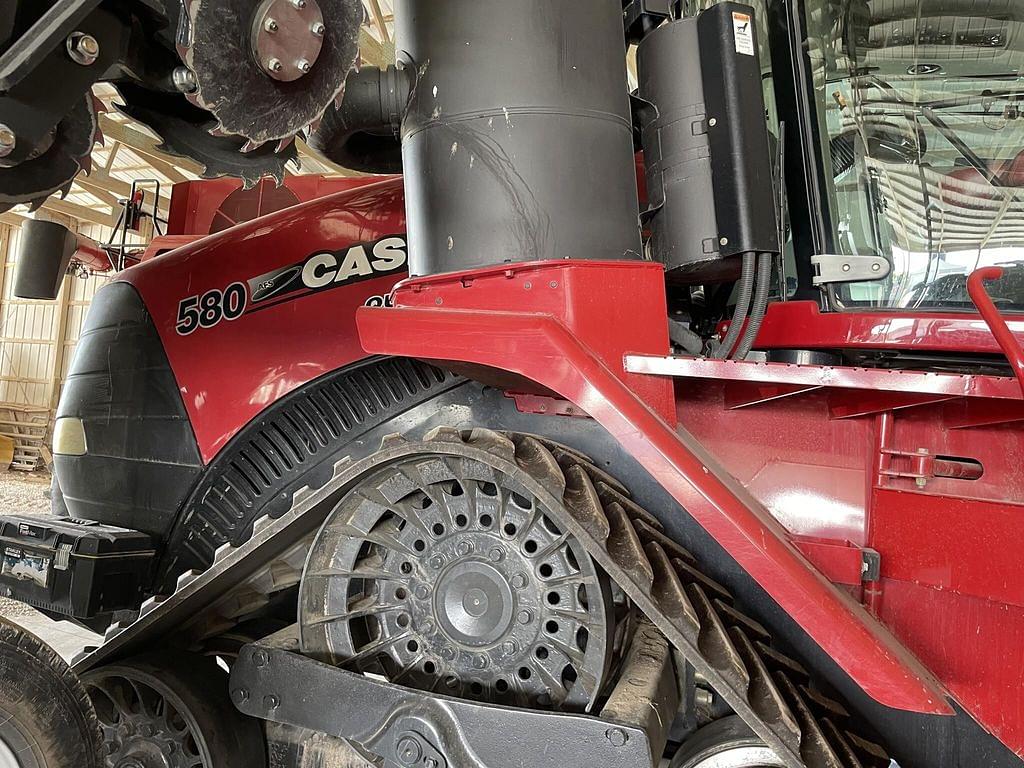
[0,618,104,767]
[360,428,893,768]
[157,358,463,589]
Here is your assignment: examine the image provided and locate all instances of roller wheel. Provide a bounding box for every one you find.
[671,716,785,768]
[0,618,104,767]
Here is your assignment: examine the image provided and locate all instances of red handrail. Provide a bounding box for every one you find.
[967,266,1024,397]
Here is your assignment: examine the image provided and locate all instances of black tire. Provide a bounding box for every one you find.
[0,618,103,767]
[83,651,266,768]
[49,473,69,518]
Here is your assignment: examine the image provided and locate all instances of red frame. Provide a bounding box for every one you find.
[118,176,1024,756]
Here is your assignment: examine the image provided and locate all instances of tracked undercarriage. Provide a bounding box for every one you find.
[73,428,891,768]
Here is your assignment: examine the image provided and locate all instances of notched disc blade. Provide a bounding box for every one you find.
[182,0,364,143]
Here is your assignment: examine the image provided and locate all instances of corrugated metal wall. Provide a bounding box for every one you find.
[0,220,113,415]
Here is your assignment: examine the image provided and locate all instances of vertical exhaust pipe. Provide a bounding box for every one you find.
[394,0,643,278]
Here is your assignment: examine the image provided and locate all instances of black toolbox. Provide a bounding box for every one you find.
[0,515,155,619]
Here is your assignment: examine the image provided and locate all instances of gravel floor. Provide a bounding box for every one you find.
[0,471,54,619]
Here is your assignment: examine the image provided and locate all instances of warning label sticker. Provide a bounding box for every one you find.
[732,12,755,56]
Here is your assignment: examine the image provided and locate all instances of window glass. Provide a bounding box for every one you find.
[801,0,1024,310]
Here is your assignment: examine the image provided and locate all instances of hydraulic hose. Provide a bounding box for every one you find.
[734,252,774,360]
[712,252,755,359]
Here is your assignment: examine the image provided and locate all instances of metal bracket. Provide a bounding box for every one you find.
[811,253,891,286]
[861,549,881,583]
[231,644,655,768]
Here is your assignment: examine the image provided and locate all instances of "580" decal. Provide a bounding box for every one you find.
[175,283,247,335]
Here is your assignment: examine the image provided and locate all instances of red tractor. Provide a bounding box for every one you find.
[0,1,1022,767]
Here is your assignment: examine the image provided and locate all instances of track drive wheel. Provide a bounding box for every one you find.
[300,434,631,712]
[82,652,266,768]
[671,717,786,768]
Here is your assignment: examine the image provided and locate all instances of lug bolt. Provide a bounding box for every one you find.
[488,548,504,563]
[311,21,326,37]
[291,0,307,8]
[414,584,430,599]
[456,541,472,556]
[518,610,532,625]
[429,554,445,569]
[472,654,488,670]
[264,17,279,33]
[606,728,629,747]
[264,694,280,709]
[0,125,15,158]
[440,646,456,661]
[267,58,283,73]
[296,59,312,74]
[66,32,100,66]
[510,573,527,589]
[502,640,518,654]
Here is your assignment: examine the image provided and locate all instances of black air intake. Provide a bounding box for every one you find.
[395,0,643,277]
[13,219,76,300]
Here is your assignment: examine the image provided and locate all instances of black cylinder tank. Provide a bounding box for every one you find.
[395,0,642,277]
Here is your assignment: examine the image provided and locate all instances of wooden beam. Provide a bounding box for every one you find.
[98,116,198,181]
[102,141,121,172]
[75,169,170,214]
[359,27,394,68]
[39,198,115,227]
[0,212,28,227]
[367,0,390,43]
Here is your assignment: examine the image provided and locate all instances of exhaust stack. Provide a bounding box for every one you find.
[394,0,643,277]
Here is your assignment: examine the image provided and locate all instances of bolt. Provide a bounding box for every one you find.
[488,548,504,563]
[311,21,326,37]
[264,694,280,709]
[252,650,269,667]
[264,17,279,33]
[426,759,439,768]
[139,724,154,737]
[510,573,527,590]
[518,610,532,625]
[429,554,446,569]
[440,645,456,660]
[421,619,436,635]
[414,584,431,599]
[719,236,729,246]
[708,117,718,127]
[606,728,629,747]
[232,688,250,705]
[267,58,283,73]
[296,58,312,74]
[871,262,882,272]
[66,32,100,66]
[291,0,307,8]
[549,281,558,288]
[502,640,518,654]
[842,263,852,272]
[472,654,488,669]
[171,66,197,93]
[0,125,15,158]
[456,541,472,556]
[396,736,422,766]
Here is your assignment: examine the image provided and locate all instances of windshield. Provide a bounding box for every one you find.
[801,0,1024,310]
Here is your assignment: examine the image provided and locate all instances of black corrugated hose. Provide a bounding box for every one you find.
[712,251,755,359]
[733,252,774,359]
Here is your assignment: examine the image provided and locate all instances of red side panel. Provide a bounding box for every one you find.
[122,177,409,462]
[357,259,951,716]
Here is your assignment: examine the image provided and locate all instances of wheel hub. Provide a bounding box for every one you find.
[300,451,625,711]
[251,0,326,82]
[435,559,515,646]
